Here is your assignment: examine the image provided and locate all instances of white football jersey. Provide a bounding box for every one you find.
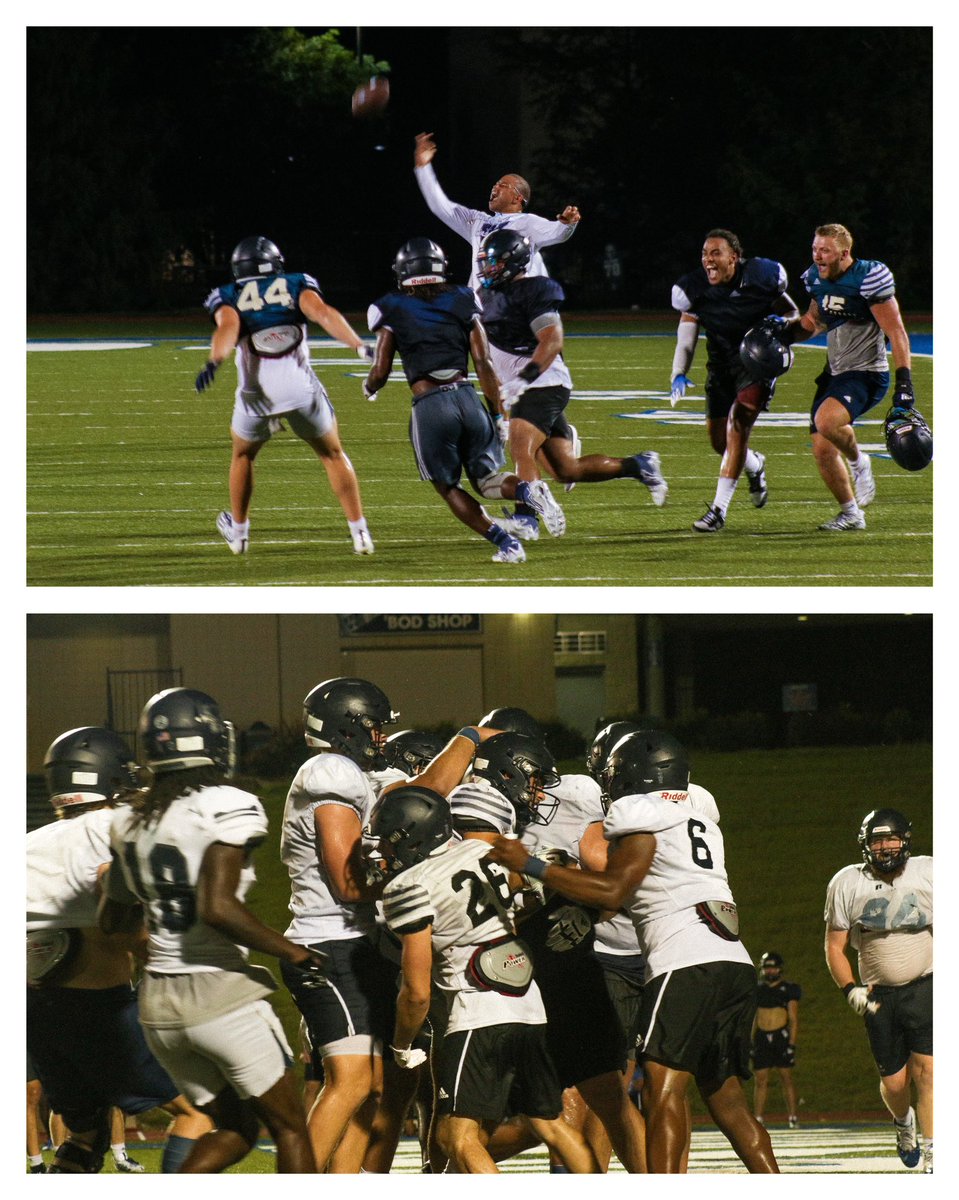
[109,785,267,974]
[825,855,933,987]
[449,777,516,835]
[382,837,546,1033]
[27,807,113,932]
[521,772,602,861]
[281,752,380,942]
[604,791,752,979]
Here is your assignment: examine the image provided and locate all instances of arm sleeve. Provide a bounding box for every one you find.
[671,318,699,377]
[414,164,480,239]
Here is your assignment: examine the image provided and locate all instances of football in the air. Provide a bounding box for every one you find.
[351,77,390,119]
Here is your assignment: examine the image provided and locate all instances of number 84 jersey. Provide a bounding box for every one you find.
[603,792,753,978]
[109,785,268,974]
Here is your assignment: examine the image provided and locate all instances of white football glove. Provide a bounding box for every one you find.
[362,381,379,402]
[356,344,373,361]
[391,1045,427,1069]
[496,416,510,444]
[845,985,880,1016]
[500,378,529,413]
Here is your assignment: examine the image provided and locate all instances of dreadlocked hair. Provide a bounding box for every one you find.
[130,764,229,827]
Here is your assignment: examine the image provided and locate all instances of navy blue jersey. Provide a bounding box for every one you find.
[204,272,321,339]
[368,287,479,386]
[756,978,802,1013]
[479,277,566,356]
[672,257,788,355]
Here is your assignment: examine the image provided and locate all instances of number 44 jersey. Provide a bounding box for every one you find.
[109,786,268,974]
[603,792,753,980]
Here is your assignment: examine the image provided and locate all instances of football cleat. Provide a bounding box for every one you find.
[114,1156,146,1173]
[565,425,582,491]
[894,1108,922,1169]
[492,535,526,563]
[523,480,566,536]
[788,1115,799,1129]
[818,510,865,531]
[746,453,769,508]
[216,511,248,555]
[498,510,540,541]
[30,1164,48,1174]
[634,451,668,506]
[851,454,876,507]
[352,528,375,555]
[692,504,725,533]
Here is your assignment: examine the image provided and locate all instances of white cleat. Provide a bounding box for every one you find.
[216,511,248,555]
[492,535,526,563]
[352,529,375,555]
[524,479,566,537]
[851,454,876,507]
[565,424,583,491]
[818,510,866,531]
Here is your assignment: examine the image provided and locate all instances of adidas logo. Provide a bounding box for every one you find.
[438,1087,449,1100]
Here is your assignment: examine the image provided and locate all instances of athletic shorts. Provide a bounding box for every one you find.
[509,385,573,439]
[231,382,336,442]
[809,366,889,432]
[705,353,775,420]
[752,1026,792,1070]
[636,961,756,1088]
[27,984,179,1130]
[435,1023,562,1123]
[280,936,395,1057]
[145,998,293,1107]
[408,381,503,487]
[864,973,932,1077]
[536,956,626,1087]
[594,950,646,1059]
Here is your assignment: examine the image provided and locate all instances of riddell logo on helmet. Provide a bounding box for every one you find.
[661,790,690,801]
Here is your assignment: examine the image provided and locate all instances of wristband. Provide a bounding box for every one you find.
[518,361,542,384]
[895,367,912,386]
[522,856,549,880]
[842,982,856,996]
[457,727,481,746]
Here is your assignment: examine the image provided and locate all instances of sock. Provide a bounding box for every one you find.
[841,499,860,516]
[161,1135,196,1174]
[233,518,249,537]
[29,1154,44,1167]
[484,524,512,548]
[348,517,369,535]
[549,1164,571,1174]
[618,455,642,479]
[894,1110,913,1126]
[111,1142,126,1163]
[744,448,763,474]
[713,476,738,516]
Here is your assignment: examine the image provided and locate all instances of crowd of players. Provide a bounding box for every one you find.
[193,134,928,562]
[26,678,932,1173]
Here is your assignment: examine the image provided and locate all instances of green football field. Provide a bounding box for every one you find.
[26,319,933,586]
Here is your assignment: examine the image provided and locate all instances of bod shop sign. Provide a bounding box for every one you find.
[338,615,482,636]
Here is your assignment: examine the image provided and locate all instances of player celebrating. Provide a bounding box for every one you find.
[669,229,798,532]
[197,235,374,557]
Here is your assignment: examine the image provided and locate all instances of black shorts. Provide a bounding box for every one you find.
[509,385,572,439]
[808,367,890,432]
[435,1023,562,1123]
[864,974,932,1077]
[752,1026,792,1070]
[637,961,756,1088]
[594,951,646,1060]
[536,957,626,1087]
[705,353,775,420]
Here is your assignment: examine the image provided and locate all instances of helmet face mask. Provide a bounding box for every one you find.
[858,807,913,873]
[44,726,139,814]
[601,731,690,812]
[231,236,285,281]
[368,785,453,874]
[393,238,448,287]
[382,730,447,777]
[477,230,532,290]
[137,688,235,775]
[471,732,560,829]
[884,407,933,471]
[303,677,398,771]
[760,951,784,979]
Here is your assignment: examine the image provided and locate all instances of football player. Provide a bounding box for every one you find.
[751,952,801,1128]
[774,224,917,530]
[363,238,563,564]
[197,235,375,556]
[670,229,799,532]
[102,689,323,1173]
[488,730,780,1173]
[824,809,933,1172]
[413,131,580,293]
[27,725,210,1173]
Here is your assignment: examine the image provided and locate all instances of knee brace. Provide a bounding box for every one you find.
[475,471,512,499]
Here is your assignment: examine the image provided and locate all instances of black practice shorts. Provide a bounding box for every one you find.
[637,961,756,1088]
[594,950,646,1060]
[864,974,932,1077]
[752,1026,792,1070]
[705,353,775,420]
[536,956,626,1088]
[435,1023,562,1123]
[509,385,573,439]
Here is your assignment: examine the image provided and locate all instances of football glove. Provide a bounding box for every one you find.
[669,374,693,407]
[844,984,880,1016]
[356,343,373,361]
[391,1045,427,1069]
[195,361,218,392]
[362,381,379,402]
[500,378,528,412]
[496,415,510,444]
[891,367,915,410]
[545,904,593,952]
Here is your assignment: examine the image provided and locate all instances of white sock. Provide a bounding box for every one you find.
[841,499,860,516]
[744,448,763,474]
[29,1154,43,1167]
[348,518,369,535]
[233,518,249,537]
[111,1143,126,1161]
[713,476,738,516]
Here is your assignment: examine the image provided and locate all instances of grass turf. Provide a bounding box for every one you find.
[26,320,932,586]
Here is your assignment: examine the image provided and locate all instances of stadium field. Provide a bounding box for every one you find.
[26,320,932,587]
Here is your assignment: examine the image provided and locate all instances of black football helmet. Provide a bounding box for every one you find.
[587,720,642,781]
[393,237,448,286]
[760,951,784,977]
[303,677,398,770]
[231,236,285,280]
[44,726,138,813]
[884,407,933,471]
[739,323,794,380]
[471,732,560,829]
[858,808,912,873]
[368,785,453,873]
[478,707,543,740]
[137,688,235,774]
[601,730,690,809]
[381,730,447,777]
[477,229,532,290]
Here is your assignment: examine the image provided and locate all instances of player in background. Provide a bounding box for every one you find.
[477,231,667,543]
[750,952,801,1128]
[413,132,580,293]
[102,688,322,1173]
[774,224,916,530]
[824,808,933,1173]
[197,235,374,556]
[669,229,798,533]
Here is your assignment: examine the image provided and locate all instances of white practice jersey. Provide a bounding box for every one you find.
[27,807,113,932]
[368,766,410,797]
[281,752,379,943]
[382,837,546,1033]
[449,777,517,835]
[604,790,752,979]
[824,856,933,988]
[521,772,602,861]
[415,163,577,291]
[109,785,267,974]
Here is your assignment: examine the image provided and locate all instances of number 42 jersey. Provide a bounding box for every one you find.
[109,785,268,975]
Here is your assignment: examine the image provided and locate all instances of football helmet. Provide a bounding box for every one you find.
[137,688,235,774]
[470,732,560,829]
[393,237,449,287]
[382,729,447,777]
[303,677,398,770]
[739,323,794,379]
[858,807,912,872]
[602,730,690,809]
[884,407,933,471]
[760,951,784,977]
[368,785,453,873]
[231,236,285,280]
[477,229,532,290]
[478,707,543,739]
[587,720,642,781]
[44,726,138,812]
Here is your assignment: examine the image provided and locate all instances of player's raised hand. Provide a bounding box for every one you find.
[558,205,581,225]
[414,132,437,167]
